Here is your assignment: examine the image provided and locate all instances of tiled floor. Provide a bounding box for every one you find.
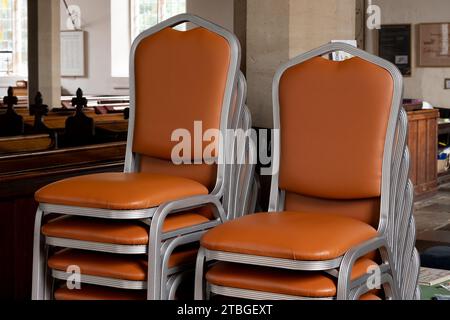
[415,183,450,234]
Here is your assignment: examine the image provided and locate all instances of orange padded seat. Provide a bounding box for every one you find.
[359,293,382,300]
[49,247,198,281]
[54,285,146,301]
[201,212,377,261]
[35,173,209,210]
[42,214,211,245]
[206,259,378,298]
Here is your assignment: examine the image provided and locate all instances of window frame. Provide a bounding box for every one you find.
[110,0,186,79]
[0,0,28,79]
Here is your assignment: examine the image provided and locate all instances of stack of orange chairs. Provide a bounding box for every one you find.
[194,43,420,301]
[31,14,256,301]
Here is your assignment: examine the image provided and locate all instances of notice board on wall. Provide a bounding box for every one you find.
[61,31,85,77]
[418,23,450,67]
[379,24,412,76]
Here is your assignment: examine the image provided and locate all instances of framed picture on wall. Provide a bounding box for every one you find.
[445,78,450,89]
[418,23,450,67]
[379,24,412,76]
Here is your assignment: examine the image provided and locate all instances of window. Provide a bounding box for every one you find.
[0,0,27,77]
[131,0,186,40]
[111,0,186,78]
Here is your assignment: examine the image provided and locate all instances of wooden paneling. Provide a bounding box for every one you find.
[0,198,37,300]
[0,142,126,300]
[409,119,418,185]
[0,201,15,300]
[427,117,438,185]
[407,109,439,198]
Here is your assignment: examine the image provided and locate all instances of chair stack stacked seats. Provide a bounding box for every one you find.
[195,43,421,301]
[32,14,256,301]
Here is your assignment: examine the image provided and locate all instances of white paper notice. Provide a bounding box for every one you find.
[61,31,85,77]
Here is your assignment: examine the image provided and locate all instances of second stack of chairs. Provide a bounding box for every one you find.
[194,43,420,301]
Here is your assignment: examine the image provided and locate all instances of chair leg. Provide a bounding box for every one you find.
[148,219,163,300]
[43,246,53,300]
[147,246,161,300]
[160,232,205,300]
[166,276,177,301]
[160,239,178,300]
[383,280,394,300]
[194,247,207,300]
[167,272,192,301]
[31,208,45,300]
[47,272,55,301]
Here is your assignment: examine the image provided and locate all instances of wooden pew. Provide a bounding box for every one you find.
[0,134,54,155]
[29,92,50,134]
[20,110,128,131]
[0,87,24,137]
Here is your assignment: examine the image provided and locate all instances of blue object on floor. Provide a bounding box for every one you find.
[421,246,450,271]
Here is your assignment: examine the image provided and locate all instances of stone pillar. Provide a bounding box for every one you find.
[28,0,61,108]
[186,0,247,72]
[234,0,247,74]
[187,0,234,31]
[289,0,356,57]
[247,0,290,128]
[246,0,356,128]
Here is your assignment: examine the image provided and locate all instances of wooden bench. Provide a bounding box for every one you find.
[0,134,54,155]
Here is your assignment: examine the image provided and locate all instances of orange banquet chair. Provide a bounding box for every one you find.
[194,43,421,300]
[32,14,256,300]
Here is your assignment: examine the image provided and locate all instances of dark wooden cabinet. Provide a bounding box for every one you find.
[407,109,439,198]
[0,142,126,300]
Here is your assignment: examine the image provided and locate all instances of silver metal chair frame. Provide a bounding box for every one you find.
[195,43,420,300]
[49,231,205,296]
[32,14,246,300]
[227,106,258,219]
[349,273,396,300]
[209,285,335,301]
[166,270,194,300]
[160,233,205,300]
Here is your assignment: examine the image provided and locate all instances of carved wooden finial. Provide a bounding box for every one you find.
[3,87,18,112]
[0,87,24,136]
[71,88,88,113]
[35,91,43,105]
[65,88,95,146]
[30,92,49,115]
[30,92,49,132]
